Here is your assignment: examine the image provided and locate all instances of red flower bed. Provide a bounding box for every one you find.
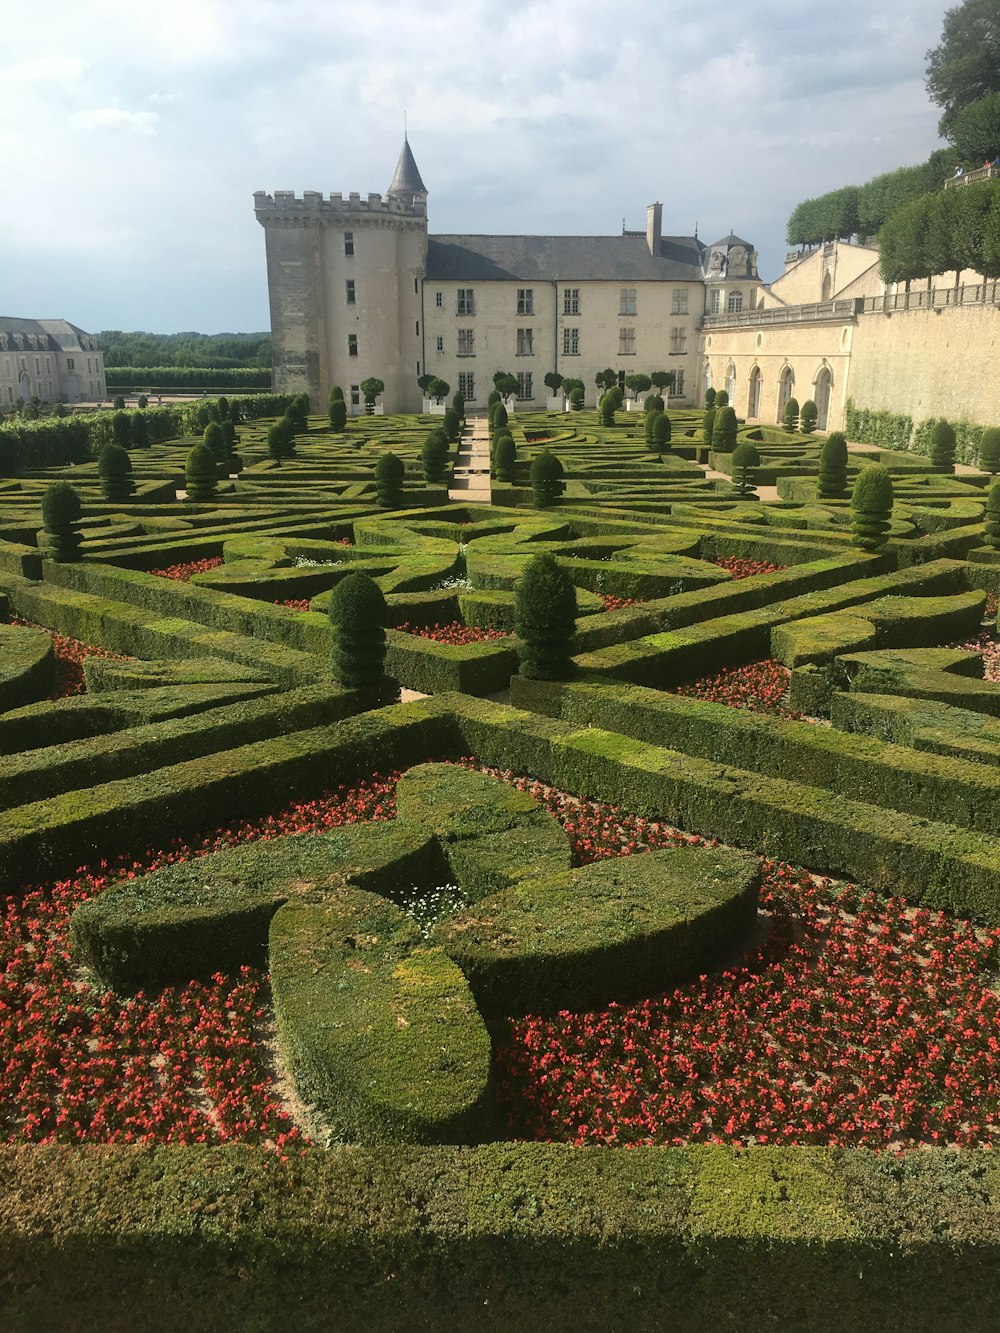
[472,767,1000,1151]
[674,658,801,719]
[11,618,126,700]
[149,556,224,582]
[711,557,786,580]
[396,620,508,645]
[0,776,397,1150]
[275,598,311,612]
[601,594,645,612]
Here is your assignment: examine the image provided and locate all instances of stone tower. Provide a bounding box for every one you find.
[254,138,429,412]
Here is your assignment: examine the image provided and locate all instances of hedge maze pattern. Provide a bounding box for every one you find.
[3,400,1000,1329]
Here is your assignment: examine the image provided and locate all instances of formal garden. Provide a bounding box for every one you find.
[3,386,1000,1329]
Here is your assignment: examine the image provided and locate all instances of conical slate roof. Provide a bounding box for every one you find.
[388,137,426,197]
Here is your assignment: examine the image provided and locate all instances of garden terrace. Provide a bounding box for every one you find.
[2,400,1000,1328]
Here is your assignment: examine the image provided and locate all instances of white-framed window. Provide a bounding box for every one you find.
[517,288,533,315]
[669,370,685,398]
[562,327,579,355]
[346,280,356,304]
[563,288,580,315]
[516,371,533,401]
[670,327,687,354]
[671,289,689,315]
[344,232,354,256]
[435,336,444,353]
[728,291,744,313]
[457,328,475,356]
[619,327,636,355]
[709,289,721,315]
[516,328,533,356]
[458,372,475,401]
[619,288,637,316]
[435,291,443,308]
[457,288,475,315]
[348,334,358,356]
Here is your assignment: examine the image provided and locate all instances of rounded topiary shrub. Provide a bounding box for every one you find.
[203,421,227,465]
[375,451,405,508]
[421,431,449,484]
[653,412,672,453]
[494,435,517,483]
[514,552,577,680]
[643,394,665,415]
[731,442,760,497]
[818,431,849,498]
[568,387,584,411]
[111,410,131,448]
[930,421,956,469]
[702,407,716,443]
[41,481,83,562]
[452,391,465,418]
[714,406,738,451]
[704,388,717,409]
[599,394,615,427]
[492,403,508,433]
[799,400,818,434]
[443,408,460,443]
[130,412,149,449]
[329,571,388,690]
[851,464,894,551]
[185,443,218,502]
[329,398,347,432]
[979,428,1000,475]
[985,479,1000,551]
[530,450,564,507]
[98,442,135,502]
[643,411,658,445]
[714,390,729,408]
[112,395,126,411]
[783,397,800,432]
[267,424,287,465]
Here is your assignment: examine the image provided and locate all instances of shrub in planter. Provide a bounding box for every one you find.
[783,397,800,432]
[731,441,760,497]
[41,481,83,562]
[329,570,387,689]
[979,427,1000,475]
[185,443,218,502]
[818,431,849,498]
[799,400,818,434]
[986,479,1000,550]
[851,464,894,551]
[375,451,405,508]
[98,442,135,502]
[514,552,577,680]
[930,420,956,469]
[530,450,564,507]
[494,435,517,483]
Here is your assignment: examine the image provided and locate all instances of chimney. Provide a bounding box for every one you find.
[646,201,662,255]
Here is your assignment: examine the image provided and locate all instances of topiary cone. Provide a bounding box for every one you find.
[850,464,894,551]
[185,443,218,502]
[930,421,956,470]
[329,571,388,689]
[530,450,564,507]
[514,552,577,680]
[818,432,849,498]
[375,451,405,508]
[98,442,135,502]
[979,428,1000,475]
[41,481,83,562]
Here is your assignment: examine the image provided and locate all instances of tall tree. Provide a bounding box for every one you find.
[925,0,1000,138]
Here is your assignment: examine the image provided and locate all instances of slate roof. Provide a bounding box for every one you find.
[0,317,93,350]
[707,233,754,251]
[425,233,707,283]
[388,138,427,197]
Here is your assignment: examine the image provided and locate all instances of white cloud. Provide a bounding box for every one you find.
[70,108,160,134]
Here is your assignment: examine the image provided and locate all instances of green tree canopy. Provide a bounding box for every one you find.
[926,0,1000,138]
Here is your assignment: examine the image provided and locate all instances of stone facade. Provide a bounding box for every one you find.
[255,141,760,413]
[0,318,106,406]
[702,240,1000,434]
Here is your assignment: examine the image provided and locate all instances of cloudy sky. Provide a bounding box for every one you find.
[0,0,950,334]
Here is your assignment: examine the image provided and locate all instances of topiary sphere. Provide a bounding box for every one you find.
[731,442,760,496]
[514,552,577,680]
[203,421,227,462]
[979,428,1000,475]
[42,481,82,528]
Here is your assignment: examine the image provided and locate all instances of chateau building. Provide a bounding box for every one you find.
[255,138,761,413]
[0,318,106,406]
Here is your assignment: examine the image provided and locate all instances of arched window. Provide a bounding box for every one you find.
[727,291,743,313]
[822,272,833,301]
[726,362,736,403]
[814,366,833,431]
[748,366,762,418]
[777,366,794,420]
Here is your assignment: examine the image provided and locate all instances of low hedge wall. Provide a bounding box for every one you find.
[385,630,518,696]
[0,622,55,712]
[2,1143,1000,1331]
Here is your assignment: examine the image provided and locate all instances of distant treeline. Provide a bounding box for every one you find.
[786,149,960,248]
[104,367,272,390]
[98,331,272,369]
